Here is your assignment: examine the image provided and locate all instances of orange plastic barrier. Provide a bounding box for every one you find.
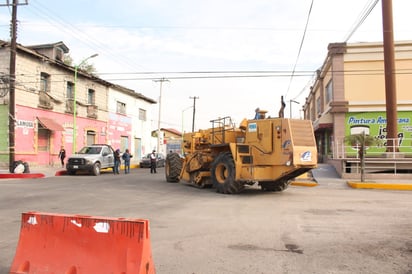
[9,212,155,274]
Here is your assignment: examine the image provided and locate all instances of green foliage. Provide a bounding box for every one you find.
[344,133,380,148]
[63,54,73,66]
[344,132,382,182]
[63,54,97,74]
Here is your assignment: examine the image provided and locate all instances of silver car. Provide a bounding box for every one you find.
[66,144,115,175]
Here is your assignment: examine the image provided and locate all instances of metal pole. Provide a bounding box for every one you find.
[181,108,184,155]
[381,0,398,153]
[72,65,79,153]
[8,0,17,172]
[181,106,192,154]
[157,80,163,153]
[154,78,169,153]
[189,96,199,132]
[289,100,299,119]
[72,54,98,153]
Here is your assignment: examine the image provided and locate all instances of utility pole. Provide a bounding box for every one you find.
[381,0,398,153]
[289,99,299,119]
[154,78,169,153]
[1,0,28,172]
[189,96,199,132]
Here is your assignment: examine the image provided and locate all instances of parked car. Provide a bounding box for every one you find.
[66,144,115,175]
[139,153,165,168]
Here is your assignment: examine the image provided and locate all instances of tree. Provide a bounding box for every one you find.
[63,54,97,74]
[344,132,381,182]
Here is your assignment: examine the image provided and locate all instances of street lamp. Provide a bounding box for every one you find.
[72,53,98,153]
[181,106,193,154]
[289,99,300,119]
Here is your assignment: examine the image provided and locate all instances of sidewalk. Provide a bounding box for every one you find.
[311,163,412,190]
[0,162,146,178]
[0,166,60,179]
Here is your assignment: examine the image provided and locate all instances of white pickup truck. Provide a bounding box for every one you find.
[66,144,115,175]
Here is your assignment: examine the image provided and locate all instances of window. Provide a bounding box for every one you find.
[316,97,321,117]
[325,80,333,103]
[40,72,50,92]
[121,136,129,152]
[86,130,96,145]
[139,108,146,121]
[102,146,111,155]
[311,102,316,121]
[116,101,126,114]
[66,82,74,99]
[88,89,95,105]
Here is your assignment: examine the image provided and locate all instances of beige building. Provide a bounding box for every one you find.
[303,41,412,175]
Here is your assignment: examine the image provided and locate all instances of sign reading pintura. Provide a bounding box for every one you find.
[345,111,412,154]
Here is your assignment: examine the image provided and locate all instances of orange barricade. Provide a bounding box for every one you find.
[9,211,155,274]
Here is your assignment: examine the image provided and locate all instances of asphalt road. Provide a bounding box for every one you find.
[1,167,412,274]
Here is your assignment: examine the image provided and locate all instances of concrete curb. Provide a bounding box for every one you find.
[55,170,66,176]
[0,173,45,179]
[55,165,140,176]
[290,181,318,187]
[347,181,412,190]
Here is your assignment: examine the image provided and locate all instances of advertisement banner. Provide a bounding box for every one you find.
[345,111,412,155]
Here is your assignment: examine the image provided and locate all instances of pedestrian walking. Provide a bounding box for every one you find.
[58,146,66,168]
[122,149,132,174]
[150,150,157,174]
[113,149,121,174]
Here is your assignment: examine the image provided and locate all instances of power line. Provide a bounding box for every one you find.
[343,0,380,42]
[5,68,412,85]
[284,0,314,100]
[23,2,148,72]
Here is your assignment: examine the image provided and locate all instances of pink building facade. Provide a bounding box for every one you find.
[15,105,108,166]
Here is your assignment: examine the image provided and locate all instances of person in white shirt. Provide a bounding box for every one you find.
[150,150,157,174]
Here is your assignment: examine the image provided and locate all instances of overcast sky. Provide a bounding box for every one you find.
[0,0,410,132]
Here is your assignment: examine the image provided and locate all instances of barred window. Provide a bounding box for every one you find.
[116,101,126,114]
[66,82,74,99]
[325,80,333,103]
[139,108,146,121]
[88,89,95,105]
[316,97,321,116]
[40,72,50,92]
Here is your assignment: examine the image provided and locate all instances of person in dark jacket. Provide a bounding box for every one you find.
[58,146,66,168]
[113,149,121,174]
[122,149,132,174]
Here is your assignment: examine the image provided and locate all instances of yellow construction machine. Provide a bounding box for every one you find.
[165,113,317,194]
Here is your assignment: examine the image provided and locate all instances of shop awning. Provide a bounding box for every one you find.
[37,117,64,131]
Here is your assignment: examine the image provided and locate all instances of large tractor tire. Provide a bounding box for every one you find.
[165,152,182,182]
[211,152,244,194]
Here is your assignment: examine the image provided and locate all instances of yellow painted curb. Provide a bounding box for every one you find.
[347,181,412,190]
[290,181,318,187]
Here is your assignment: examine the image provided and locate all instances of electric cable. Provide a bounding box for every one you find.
[343,0,380,42]
[284,0,314,100]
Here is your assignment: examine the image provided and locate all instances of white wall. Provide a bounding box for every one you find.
[108,87,155,162]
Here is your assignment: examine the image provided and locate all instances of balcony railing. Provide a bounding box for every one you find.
[65,99,74,113]
[334,137,412,175]
[87,105,98,118]
[334,137,412,159]
[38,91,53,109]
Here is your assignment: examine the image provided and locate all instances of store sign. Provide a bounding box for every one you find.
[16,120,34,128]
[345,112,412,153]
